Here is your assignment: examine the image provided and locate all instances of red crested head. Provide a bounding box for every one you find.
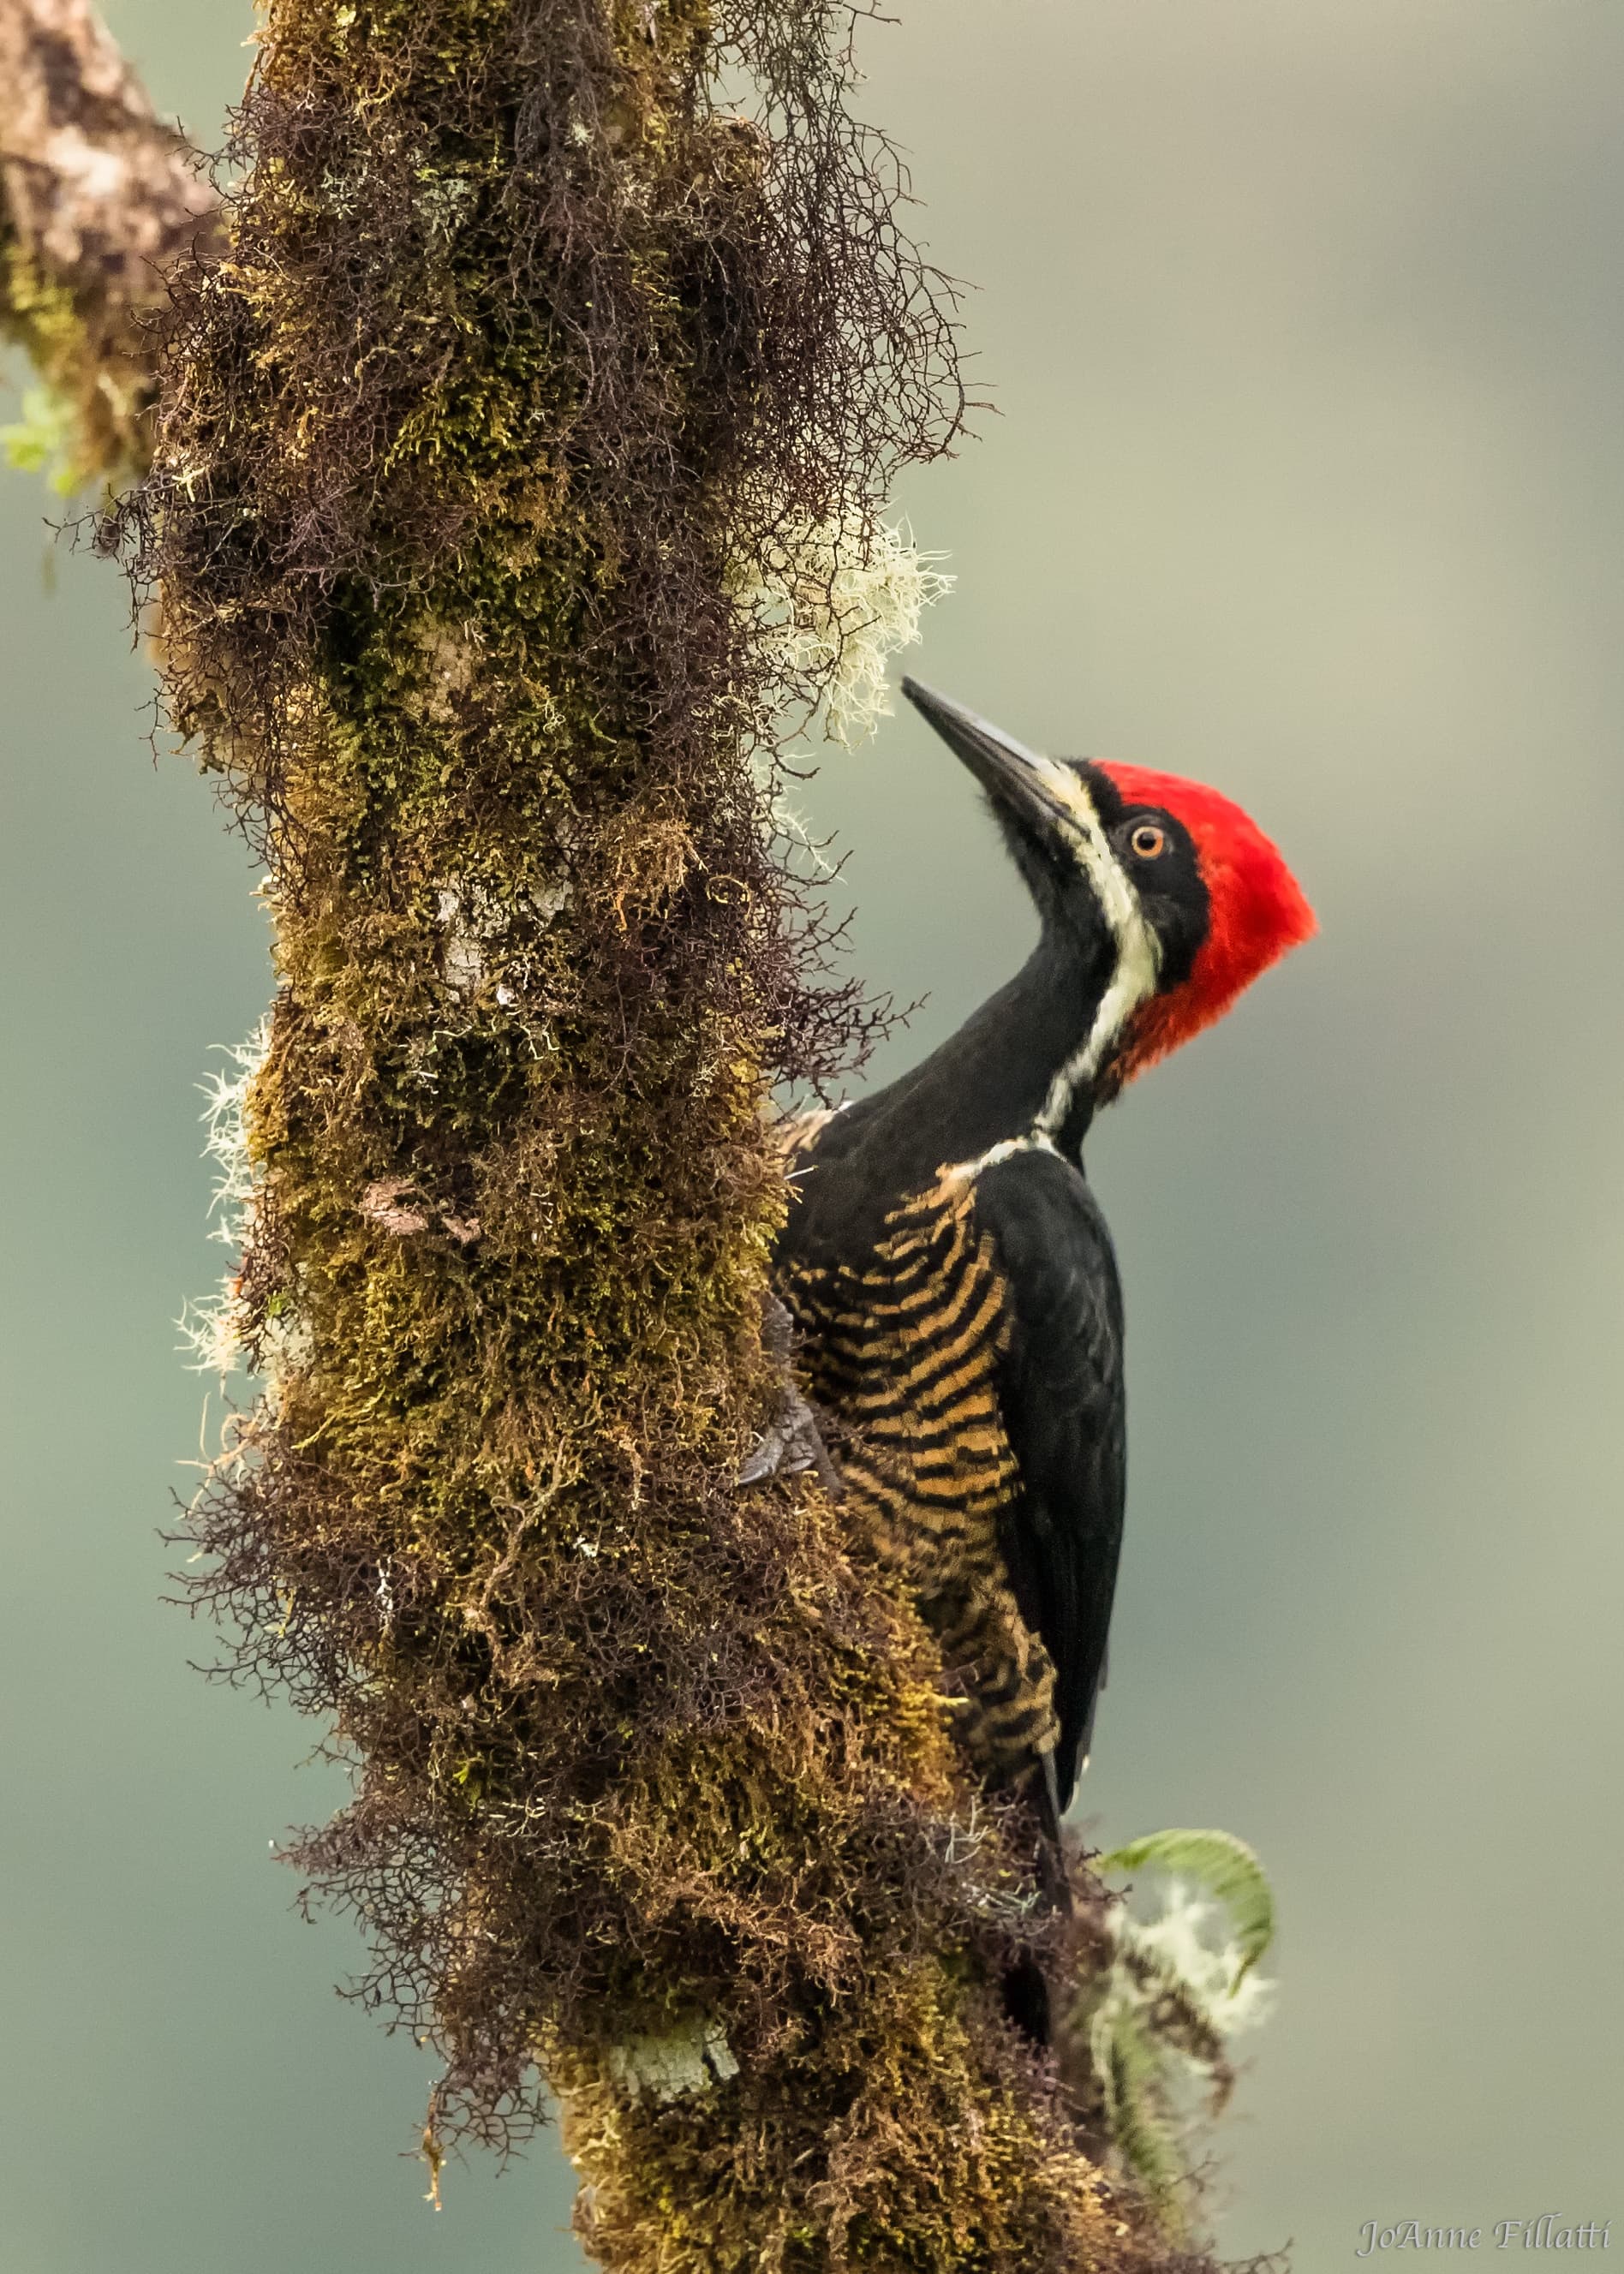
[1096,761,1317,1082]
[895,679,1314,1108]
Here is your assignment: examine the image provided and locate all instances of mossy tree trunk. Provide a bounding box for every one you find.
[3,2,1237,2266]
[0,0,217,486]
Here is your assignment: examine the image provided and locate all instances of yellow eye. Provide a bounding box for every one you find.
[1130,823,1166,860]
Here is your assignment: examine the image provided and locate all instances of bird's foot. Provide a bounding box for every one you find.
[737,1295,845,1496]
[737,1382,844,1495]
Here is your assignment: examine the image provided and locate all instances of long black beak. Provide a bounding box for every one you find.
[900,677,1075,841]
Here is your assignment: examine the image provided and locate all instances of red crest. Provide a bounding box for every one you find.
[1097,763,1316,1080]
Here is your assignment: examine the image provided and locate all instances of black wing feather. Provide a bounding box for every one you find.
[971,1146,1126,1811]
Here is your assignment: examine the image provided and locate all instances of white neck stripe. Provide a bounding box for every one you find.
[1016,758,1160,1137]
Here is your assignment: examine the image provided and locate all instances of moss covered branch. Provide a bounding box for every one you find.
[0,0,1261,2262]
[0,0,218,486]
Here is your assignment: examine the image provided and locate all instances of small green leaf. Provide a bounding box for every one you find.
[1096,1827,1276,1985]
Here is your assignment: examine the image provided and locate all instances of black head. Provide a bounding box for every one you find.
[901,677,1206,995]
[901,676,1316,1089]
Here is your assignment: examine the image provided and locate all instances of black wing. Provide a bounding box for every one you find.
[971,1145,1126,1811]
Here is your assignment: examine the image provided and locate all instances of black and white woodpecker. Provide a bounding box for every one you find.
[768,679,1315,1839]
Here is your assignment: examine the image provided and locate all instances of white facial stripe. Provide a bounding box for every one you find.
[1025,760,1161,1138]
[916,708,1162,1171]
[1018,752,1143,939]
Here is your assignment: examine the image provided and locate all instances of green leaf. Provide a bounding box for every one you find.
[1096,1827,1276,1986]
[1089,2001,1185,2223]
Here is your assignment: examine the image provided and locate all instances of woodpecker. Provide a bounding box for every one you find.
[773,679,1315,1836]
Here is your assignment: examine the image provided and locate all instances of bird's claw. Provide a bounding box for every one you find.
[738,1296,845,1496]
[737,1387,843,1495]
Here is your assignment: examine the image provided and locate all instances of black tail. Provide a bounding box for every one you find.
[1001,1951,1053,2042]
[1001,1752,1073,2044]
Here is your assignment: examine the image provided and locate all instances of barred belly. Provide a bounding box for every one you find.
[783,1167,1060,1788]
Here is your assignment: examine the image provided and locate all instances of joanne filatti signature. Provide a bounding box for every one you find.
[1358,2219,1612,2256]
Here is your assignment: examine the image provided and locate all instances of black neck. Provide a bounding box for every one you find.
[857,922,1114,1185]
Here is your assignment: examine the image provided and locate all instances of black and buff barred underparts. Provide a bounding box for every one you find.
[779,1148,1061,1788]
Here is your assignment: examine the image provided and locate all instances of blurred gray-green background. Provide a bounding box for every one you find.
[4,3,1621,2266]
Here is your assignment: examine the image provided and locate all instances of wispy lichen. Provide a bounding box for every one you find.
[743,510,953,746]
[178,1018,270,1380]
[1128,1883,1276,2038]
